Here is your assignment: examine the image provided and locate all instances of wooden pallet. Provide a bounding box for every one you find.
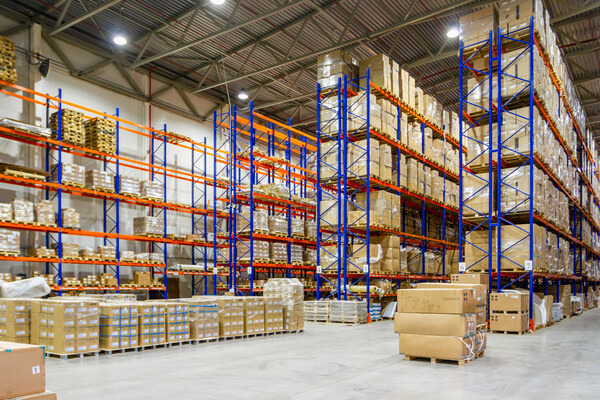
[88,186,116,193]
[0,163,48,181]
[404,354,474,366]
[46,351,99,360]
[490,329,528,335]
[136,233,163,238]
[0,251,19,257]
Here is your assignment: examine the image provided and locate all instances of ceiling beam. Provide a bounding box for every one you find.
[49,0,123,35]
[132,0,312,68]
[192,0,497,94]
[551,2,600,25]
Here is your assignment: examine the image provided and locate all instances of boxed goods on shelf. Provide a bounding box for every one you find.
[319,141,339,179]
[459,6,498,48]
[61,208,80,229]
[490,292,529,334]
[0,341,47,400]
[268,215,287,236]
[133,271,151,286]
[237,210,268,233]
[347,138,380,178]
[120,250,135,262]
[29,247,55,258]
[34,200,54,226]
[303,248,316,265]
[0,203,10,221]
[290,218,304,237]
[99,273,117,287]
[86,169,115,192]
[119,175,141,197]
[50,108,85,146]
[549,284,572,318]
[290,244,303,264]
[317,50,357,89]
[11,199,34,224]
[270,242,288,263]
[320,200,340,226]
[51,163,85,186]
[97,245,116,260]
[50,242,78,258]
[0,229,20,254]
[140,180,163,200]
[304,220,316,239]
[133,216,164,236]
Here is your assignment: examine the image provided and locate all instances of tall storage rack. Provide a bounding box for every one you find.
[0,79,218,297]
[213,102,318,296]
[316,70,462,314]
[459,17,600,327]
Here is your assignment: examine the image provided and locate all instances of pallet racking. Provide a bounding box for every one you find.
[316,69,462,315]
[459,16,600,328]
[212,102,318,296]
[0,80,218,297]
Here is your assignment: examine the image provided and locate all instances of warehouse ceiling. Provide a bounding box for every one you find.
[2,0,600,139]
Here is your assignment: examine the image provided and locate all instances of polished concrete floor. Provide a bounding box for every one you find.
[46,308,600,400]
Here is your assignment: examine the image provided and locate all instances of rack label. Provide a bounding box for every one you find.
[247,267,252,274]
[316,265,322,274]
[213,266,218,275]
[525,260,533,271]
[459,262,466,272]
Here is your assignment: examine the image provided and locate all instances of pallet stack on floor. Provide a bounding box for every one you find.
[395,287,486,365]
[490,292,530,335]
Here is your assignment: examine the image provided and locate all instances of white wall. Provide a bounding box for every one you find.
[0,21,218,297]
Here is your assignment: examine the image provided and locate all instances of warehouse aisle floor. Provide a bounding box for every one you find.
[46,308,600,400]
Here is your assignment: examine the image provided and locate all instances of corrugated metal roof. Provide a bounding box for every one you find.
[5,0,600,136]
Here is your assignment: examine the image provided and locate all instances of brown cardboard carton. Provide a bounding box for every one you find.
[399,334,478,361]
[451,273,489,285]
[0,342,46,400]
[397,288,476,314]
[394,313,476,336]
[490,313,528,332]
[415,283,488,307]
[490,292,529,312]
[9,392,57,400]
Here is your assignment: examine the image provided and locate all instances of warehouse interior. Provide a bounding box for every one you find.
[0,0,600,399]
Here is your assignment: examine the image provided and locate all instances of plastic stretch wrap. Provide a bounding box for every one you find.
[347,93,381,132]
[304,220,317,239]
[97,245,116,259]
[133,216,164,236]
[268,215,287,236]
[0,277,50,298]
[86,169,115,191]
[263,278,304,306]
[0,203,10,220]
[51,163,85,186]
[261,183,290,199]
[120,250,135,261]
[0,118,51,138]
[290,218,304,237]
[290,244,303,263]
[119,175,141,197]
[141,180,163,199]
[61,208,80,229]
[135,253,150,261]
[270,242,288,262]
[11,199,33,223]
[237,210,268,233]
[149,253,163,263]
[55,242,78,258]
[35,200,54,226]
[348,138,379,178]
[303,248,316,264]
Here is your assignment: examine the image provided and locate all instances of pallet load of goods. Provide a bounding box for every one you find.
[0,36,17,86]
[394,285,486,366]
[0,279,304,360]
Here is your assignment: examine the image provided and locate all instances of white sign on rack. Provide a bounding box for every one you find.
[459,262,466,272]
[525,260,533,271]
[316,265,322,274]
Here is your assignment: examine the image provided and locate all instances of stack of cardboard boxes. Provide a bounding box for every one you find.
[395,288,485,364]
[137,302,164,347]
[0,341,57,400]
[242,297,265,334]
[99,302,139,351]
[0,299,29,344]
[263,278,305,331]
[490,292,530,334]
[164,302,190,343]
[86,169,115,192]
[264,297,284,332]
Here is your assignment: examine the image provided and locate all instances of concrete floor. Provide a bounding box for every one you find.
[46,309,600,400]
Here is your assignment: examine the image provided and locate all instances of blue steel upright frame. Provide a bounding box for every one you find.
[191,138,208,295]
[316,78,343,301]
[150,125,169,298]
[102,109,120,287]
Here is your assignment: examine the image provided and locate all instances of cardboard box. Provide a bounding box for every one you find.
[397,289,476,314]
[451,273,489,285]
[490,312,528,332]
[399,333,481,361]
[415,283,488,307]
[394,313,476,336]
[490,292,529,312]
[0,341,45,400]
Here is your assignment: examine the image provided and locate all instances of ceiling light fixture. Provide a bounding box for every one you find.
[238,89,249,100]
[211,0,225,4]
[113,35,127,46]
[446,27,459,38]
